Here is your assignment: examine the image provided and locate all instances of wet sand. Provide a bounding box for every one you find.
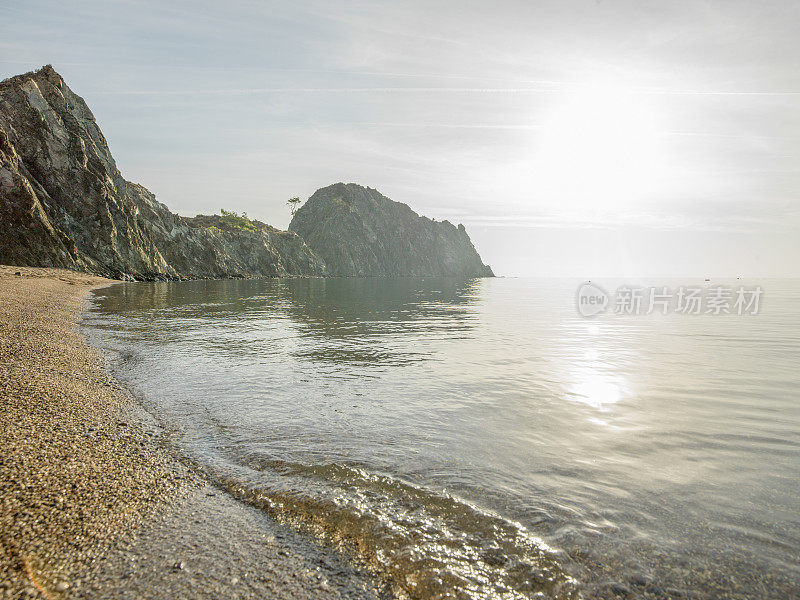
[0,266,387,599]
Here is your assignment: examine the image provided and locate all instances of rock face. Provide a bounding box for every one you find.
[289,183,493,277]
[0,66,324,280]
[0,66,494,281]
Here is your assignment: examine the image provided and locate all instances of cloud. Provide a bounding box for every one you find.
[3,0,800,275]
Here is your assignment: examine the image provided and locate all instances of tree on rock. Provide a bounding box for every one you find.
[288,197,301,216]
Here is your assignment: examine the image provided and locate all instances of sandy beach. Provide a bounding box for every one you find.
[0,266,387,600]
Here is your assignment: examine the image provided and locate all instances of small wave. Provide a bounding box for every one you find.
[197,456,580,600]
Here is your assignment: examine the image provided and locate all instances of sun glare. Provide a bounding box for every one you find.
[533,85,665,214]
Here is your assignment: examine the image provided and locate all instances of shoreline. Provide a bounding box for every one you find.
[0,266,387,599]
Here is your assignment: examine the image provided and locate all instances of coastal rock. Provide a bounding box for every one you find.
[0,66,324,280]
[1,66,493,281]
[289,183,493,277]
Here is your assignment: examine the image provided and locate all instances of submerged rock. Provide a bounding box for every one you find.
[289,183,493,277]
[0,66,324,280]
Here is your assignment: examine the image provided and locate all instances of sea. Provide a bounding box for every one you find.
[82,277,800,599]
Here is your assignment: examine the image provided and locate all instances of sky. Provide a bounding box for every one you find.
[2,0,799,277]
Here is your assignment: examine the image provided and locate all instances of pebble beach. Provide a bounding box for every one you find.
[0,266,386,600]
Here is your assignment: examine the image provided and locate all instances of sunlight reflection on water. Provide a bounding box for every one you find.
[84,277,800,599]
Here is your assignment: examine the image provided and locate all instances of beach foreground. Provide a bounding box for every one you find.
[0,266,386,599]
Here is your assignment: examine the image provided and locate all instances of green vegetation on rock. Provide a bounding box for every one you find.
[219,209,256,231]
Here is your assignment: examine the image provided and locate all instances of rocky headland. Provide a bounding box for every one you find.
[0,66,324,280]
[289,183,494,277]
[0,66,493,281]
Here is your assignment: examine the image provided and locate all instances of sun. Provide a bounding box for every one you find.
[532,85,665,215]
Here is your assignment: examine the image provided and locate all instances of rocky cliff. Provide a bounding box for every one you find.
[0,66,324,280]
[289,183,493,277]
[0,66,493,281]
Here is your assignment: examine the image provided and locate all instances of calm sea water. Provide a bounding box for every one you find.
[84,277,800,599]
